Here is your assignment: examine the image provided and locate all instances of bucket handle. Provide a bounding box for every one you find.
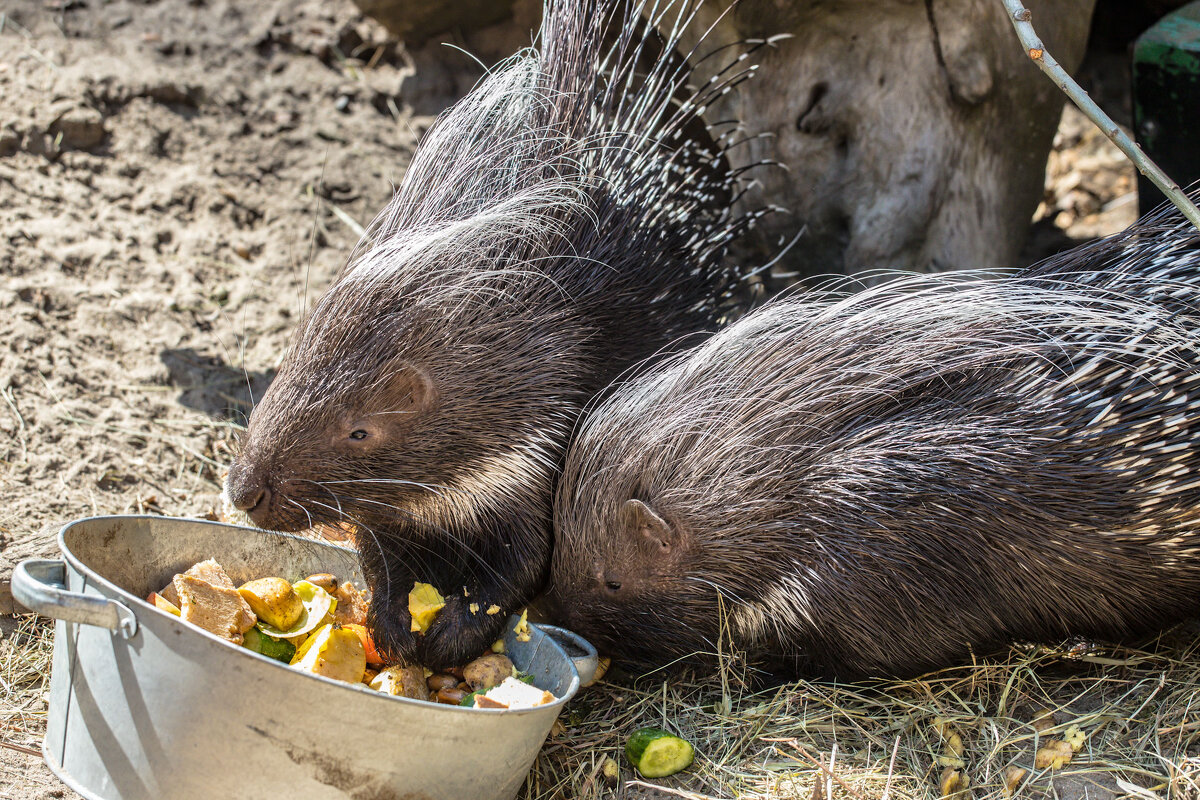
[12,559,138,639]
[538,624,598,687]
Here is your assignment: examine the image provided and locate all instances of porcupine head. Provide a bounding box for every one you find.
[223,0,761,670]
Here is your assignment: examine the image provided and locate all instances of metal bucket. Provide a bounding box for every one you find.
[12,515,597,800]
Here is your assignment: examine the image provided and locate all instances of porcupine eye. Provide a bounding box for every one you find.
[605,578,622,592]
[349,429,369,441]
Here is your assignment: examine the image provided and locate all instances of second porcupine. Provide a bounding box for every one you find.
[223,0,764,668]
[548,202,1200,679]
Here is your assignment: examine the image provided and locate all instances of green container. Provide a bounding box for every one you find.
[1133,1,1200,214]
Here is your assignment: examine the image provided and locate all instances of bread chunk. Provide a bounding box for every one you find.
[175,574,256,644]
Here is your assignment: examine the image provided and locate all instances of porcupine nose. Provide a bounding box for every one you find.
[226,462,271,520]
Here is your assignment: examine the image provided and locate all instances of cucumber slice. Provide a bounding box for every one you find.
[242,627,297,663]
[625,727,694,778]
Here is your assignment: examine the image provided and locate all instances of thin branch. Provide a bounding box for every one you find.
[1000,0,1200,230]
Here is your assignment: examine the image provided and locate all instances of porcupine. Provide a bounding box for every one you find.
[547,200,1200,680]
[223,0,766,668]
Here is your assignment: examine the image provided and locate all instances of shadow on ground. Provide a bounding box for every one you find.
[160,348,274,422]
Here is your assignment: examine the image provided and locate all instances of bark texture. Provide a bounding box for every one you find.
[675,0,1096,283]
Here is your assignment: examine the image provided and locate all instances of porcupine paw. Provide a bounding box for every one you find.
[366,592,422,665]
[415,594,509,671]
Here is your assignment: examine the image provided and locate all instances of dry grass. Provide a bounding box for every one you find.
[530,629,1200,800]
[4,581,1199,799]
[0,615,53,758]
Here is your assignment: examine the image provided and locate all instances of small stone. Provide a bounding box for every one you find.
[49,107,106,150]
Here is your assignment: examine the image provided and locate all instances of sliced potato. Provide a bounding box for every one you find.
[426,673,460,692]
[255,580,335,641]
[238,577,304,631]
[1034,740,1074,770]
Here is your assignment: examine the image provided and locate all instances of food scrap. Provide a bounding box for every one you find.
[513,608,532,642]
[625,727,695,778]
[408,582,446,634]
[147,559,556,709]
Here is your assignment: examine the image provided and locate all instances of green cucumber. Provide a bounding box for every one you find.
[242,627,297,663]
[625,727,694,778]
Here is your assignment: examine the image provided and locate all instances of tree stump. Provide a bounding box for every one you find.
[675,0,1097,284]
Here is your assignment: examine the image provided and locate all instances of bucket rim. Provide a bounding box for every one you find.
[53,514,583,715]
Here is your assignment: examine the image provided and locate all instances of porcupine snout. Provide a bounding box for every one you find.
[225,459,271,522]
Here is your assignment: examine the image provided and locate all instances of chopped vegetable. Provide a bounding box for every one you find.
[369,665,430,700]
[255,580,335,641]
[303,573,338,593]
[584,656,610,687]
[408,582,445,634]
[290,624,366,684]
[939,767,969,799]
[463,653,514,691]
[334,581,369,626]
[435,687,467,704]
[342,623,384,665]
[601,757,619,786]
[625,727,694,778]
[242,627,296,663]
[1034,740,1074,770]
[513,609,531,642]
[1002,767,1026,797]
[238,577,304,631]
[426,673,458,691]
[1064,725,1086,752]
[1030,707,1056,733]
[147,591,181,616]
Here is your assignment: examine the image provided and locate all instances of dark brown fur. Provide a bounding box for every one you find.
[225,0,763,668]
[548,203,1200,679]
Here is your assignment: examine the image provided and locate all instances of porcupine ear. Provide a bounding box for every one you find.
[621,499,677,556]
[387,361,437,413]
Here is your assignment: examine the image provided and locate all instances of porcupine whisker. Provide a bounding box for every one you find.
[283,496,316,531]
[301,497,396,597]
[319,493,514,587]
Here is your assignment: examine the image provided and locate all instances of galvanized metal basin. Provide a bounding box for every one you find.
[12,515,597,800]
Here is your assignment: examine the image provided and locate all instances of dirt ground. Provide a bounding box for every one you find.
[0,0,1139,798]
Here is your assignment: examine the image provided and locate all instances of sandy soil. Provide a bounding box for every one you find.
[0,0,515,795]
[0,1,1137,797]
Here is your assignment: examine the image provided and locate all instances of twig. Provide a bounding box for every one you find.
[625,780,726,800]
[1000,0,1200,229]
[0,740,41,758]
